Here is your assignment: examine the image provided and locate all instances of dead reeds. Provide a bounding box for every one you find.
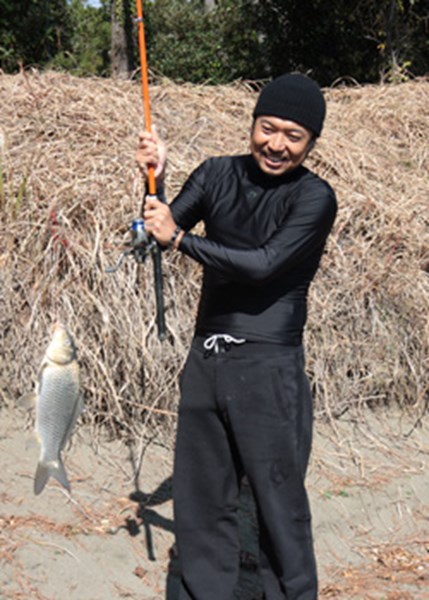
[0,70,428,439]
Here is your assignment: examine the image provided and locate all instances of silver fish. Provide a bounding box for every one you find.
[33,322,83,495]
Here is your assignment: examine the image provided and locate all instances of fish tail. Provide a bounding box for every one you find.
[34,459,70,495]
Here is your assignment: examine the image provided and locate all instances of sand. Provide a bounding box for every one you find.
[0,407,428,600]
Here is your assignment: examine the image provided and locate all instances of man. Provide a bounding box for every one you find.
[136,73,337,600]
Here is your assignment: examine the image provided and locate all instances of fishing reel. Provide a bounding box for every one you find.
[105,218,156,273]
[106,214,167,340]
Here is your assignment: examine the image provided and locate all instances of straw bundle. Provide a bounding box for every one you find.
[0,70,427,438]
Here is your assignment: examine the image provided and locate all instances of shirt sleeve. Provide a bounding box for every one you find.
[169,161,209,231]
[178,185,337,285]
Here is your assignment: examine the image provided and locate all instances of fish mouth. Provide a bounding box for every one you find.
[46,322,76,364]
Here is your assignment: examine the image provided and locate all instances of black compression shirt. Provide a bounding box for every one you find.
[169,154,337,345]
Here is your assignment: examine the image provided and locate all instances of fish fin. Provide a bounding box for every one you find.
[34,462,51,495]
[52,458,71,493]
[17,391,37,410]
[34,459,70,496]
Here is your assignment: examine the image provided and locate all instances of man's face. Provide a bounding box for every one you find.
[250,116,313,177]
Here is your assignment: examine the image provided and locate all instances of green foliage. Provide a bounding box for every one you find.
[211,0,266,81]
[0,0,71,72]
[0,0,427,83]
[49,0,111,76]
[253,0,382,85]
[145,0,263,83]
[145,0,428,85]
[368,0,429,82]
[145,0,222,83]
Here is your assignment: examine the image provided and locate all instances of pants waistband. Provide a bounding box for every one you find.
[192,334,303,358]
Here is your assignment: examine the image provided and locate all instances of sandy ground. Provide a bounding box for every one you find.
[0,406,428,600]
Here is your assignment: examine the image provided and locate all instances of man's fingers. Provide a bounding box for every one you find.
[136,127,166,187]
[138,129,158,147]
[145,197,163,209]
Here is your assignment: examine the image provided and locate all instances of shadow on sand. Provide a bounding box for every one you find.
[128,477,180,599]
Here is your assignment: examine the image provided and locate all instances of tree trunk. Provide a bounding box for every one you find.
[110,0,134,79]
[385,0,399,76]
[203,0,216,13]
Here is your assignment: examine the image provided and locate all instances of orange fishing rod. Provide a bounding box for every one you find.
[135,0,156,196]
[135,0,166,341]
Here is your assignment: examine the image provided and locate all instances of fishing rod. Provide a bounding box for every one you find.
[107,0,166,342]
[135,0,156,198]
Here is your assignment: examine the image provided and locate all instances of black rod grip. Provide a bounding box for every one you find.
[152,242,166,341]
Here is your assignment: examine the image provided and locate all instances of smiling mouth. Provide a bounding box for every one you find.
[263,154,286,167]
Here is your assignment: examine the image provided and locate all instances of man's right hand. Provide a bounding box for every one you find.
[135,127,167,186]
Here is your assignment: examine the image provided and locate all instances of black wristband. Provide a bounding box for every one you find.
[168,226,182,249]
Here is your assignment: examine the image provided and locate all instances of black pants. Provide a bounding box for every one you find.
[173,336,317,600]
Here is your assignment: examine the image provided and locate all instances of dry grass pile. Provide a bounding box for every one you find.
[0,70,428,438]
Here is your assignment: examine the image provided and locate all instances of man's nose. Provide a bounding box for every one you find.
[268,133,286,153]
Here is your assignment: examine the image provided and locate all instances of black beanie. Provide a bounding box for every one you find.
[253,73,326,137]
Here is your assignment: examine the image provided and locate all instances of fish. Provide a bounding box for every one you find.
[32,321,83,495]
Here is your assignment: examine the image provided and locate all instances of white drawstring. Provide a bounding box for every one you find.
[203,334,246,354]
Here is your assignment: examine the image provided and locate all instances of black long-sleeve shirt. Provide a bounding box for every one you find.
[170,154,337,345]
